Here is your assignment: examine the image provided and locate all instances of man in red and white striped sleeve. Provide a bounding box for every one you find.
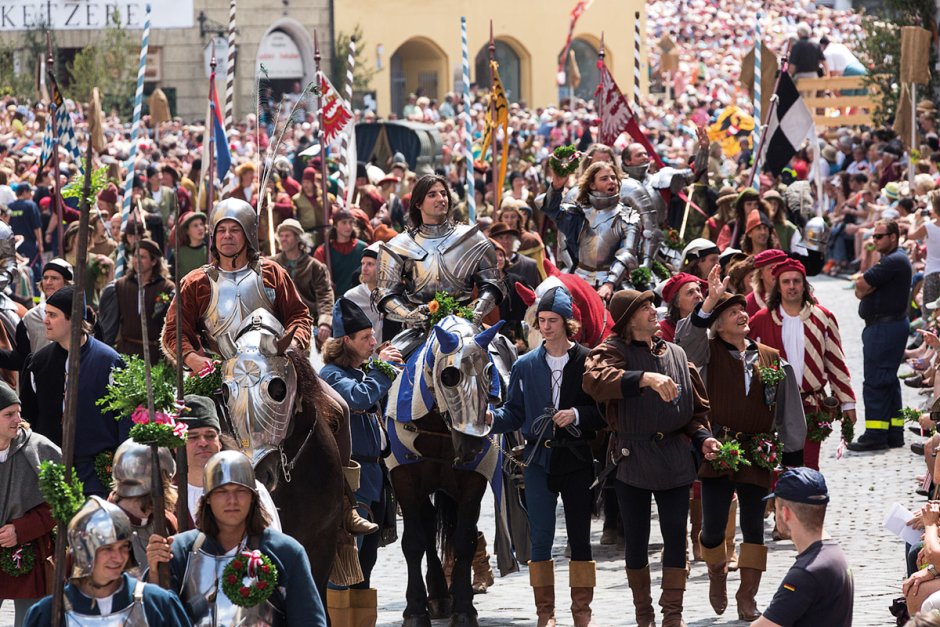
[748,258,857,469]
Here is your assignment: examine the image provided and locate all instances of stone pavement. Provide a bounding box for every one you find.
[0,275,925,626]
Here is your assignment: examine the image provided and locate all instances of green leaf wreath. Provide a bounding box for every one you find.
[38,461,85,524]
[709,439,750,473]
[0,544,35,577]
[129,406,188,448]
[747,433,782,471]
[222,549,279,608]
[841,417,854,444]
[757,360,786,386]
[651,260,671,281]
[96,355,176,419]
[427,292,474,327]
[93,450,115,489]
[663,228,685,251]
[368,358,399,381]
[184,360,223,398]
[806,412,835,443]
[548,145,581,177]
[630,267,653,290]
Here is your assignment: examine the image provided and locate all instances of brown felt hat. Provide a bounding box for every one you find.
[488,221,520,239]
[609,289,655,334]
[706,293,747,327]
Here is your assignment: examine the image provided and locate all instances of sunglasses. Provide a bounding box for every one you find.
[872,233,890,240]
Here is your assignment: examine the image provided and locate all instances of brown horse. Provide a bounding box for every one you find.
[216,310,346,604]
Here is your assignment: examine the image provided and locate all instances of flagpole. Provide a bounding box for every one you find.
[747,41,791,189]
[224,0,237,133]
[753,12,762,143]
[50,129,95,627]
[633,11,642,108]
[315,31,333,281]
[461,16,476,223]
[337,36,356,205]
[207,46,217,263]
[46,37,64,259]
[488,21,500,211]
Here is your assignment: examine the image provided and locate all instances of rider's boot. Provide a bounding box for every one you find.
[343,461,379,535]
[471,532,495,594]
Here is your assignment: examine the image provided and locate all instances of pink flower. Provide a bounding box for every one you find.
[154,411,173,425]
[131,405,149,425]
[172,422,188,439]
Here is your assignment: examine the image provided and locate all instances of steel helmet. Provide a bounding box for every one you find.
[112,440,176,498]
[209,198,259,256]
[203,450,257,495]
[67,496,136,579]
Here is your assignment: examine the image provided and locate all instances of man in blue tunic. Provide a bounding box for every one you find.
[320,297,402,624]
[25,496,190,626]
[145,450,327,626]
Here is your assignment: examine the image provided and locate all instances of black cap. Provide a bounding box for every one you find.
[178,394,221,432]
[763,467,830,505]
[0,380,20,412]
[332,297,372,338]
[46,286,79,319]
[42,258,73,282]
[146,164,160,178]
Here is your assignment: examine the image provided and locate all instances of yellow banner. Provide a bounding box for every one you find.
[479,60,510,207]
[707,106,755,157]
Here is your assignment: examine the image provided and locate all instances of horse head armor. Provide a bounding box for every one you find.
[220,308,298,467]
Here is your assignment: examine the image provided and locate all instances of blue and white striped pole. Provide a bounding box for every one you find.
[461,16,476,223]
[753,12,762,142]
[117,3,151,278]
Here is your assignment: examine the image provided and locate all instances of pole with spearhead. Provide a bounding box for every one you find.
[314,31,333,280]
[50,129,95,627]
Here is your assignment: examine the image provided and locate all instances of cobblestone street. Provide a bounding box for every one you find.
[0,275,923,626]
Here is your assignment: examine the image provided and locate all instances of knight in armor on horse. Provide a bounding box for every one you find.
[25,496,190,626]
[161,197,375,535]
[374,174,505,348]
[145,450,327,626]
[107,440,179,577]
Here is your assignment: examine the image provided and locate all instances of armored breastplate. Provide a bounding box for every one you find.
[64,581,149,627]
[202,266,275,358]
[400,224,490,305]
[577,207,628,269]
[181,540,281,627]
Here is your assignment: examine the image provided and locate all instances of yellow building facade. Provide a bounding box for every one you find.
[335,0,646,117]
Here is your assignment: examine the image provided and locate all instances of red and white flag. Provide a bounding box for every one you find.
[317,72,353,145]
[595,61,663,167]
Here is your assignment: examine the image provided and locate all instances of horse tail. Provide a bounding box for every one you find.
[434,490,459,561]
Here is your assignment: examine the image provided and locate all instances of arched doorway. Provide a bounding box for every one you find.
[256,19,315,123]
[389,37,448,118]
[475,40,524,102]
[568,38,601,101]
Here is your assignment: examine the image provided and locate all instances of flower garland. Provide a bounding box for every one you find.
[38,461,85,524]
[806,412,835,443]
[747,433,782,471]
[184,359,223,398]
[709,439,751,473]
[548,145,582,177]
[94,450,115,489]
[368,358,399,381]
[129,405,188,448]
[841,417,854,444]
[221,549,279,608]
[757,360,786,386]
[663,228,685,251]
[0,544,35,577]
[427,292,474,327]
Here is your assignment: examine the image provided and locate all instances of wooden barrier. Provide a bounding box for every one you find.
[794,75,879,128]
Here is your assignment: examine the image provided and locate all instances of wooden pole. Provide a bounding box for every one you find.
[747,40,792,190]
[315,31,334,280]
[488,22,500,211]
[50,126,95,627]
[46,37,64,258]
[174,186,189,532]
[206,47,218,264]
[133,203,169,588]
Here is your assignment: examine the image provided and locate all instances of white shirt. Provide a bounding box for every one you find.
[188,481,282,531]
[823,43,862,73]
[545,352,569,409]
[150,187,163,205]
[0,447,8,462]
[781,309,805,385]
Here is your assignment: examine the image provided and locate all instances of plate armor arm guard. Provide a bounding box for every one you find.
[374,244,429,325]
[605,218,640,287]
[470,243,506,322]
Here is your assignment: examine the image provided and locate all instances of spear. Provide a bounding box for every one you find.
[173,194,189,531]
[134,202,169,588]
[45,35,64,258]
[314,31,333,280]
[50,124,95,627]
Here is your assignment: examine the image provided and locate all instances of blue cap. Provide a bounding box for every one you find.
[536,286,573,320]
[12,182,30,195]
[331,297,372,338]
[763,467,829,505]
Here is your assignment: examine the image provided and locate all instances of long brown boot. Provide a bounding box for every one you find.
[659,567,688,627]
[326,588,353,627]
[569,560,595,627]
[736,543,767,621]
[343,463,379,535]
[529,560,556,627]
[625,565,656,627]
[726,500,738,571]
[471,531,495,594]
[701,539,728,615]
[689,497,703,562]
[348,588,378,627]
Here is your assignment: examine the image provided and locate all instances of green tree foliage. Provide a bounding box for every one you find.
[332,26,377,105]
[67,10,136,116]
[857,0,938,126]
[0,23,55,101]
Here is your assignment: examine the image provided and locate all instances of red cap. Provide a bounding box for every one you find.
[302,167,318,183]
[752,248,788,269]
[772,258,806,278]
[661,272,705,304]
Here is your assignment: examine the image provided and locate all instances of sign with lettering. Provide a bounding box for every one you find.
[0,1,193,31]
[256,30,304,79]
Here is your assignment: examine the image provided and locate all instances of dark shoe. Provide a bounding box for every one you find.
[889,440,905,449]
[905,377,931,388]
[912,442,926,455]
[846,439,889,452]
[912,425,929,435]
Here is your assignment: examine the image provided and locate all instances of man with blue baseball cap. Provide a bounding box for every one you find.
[752,468,853,626]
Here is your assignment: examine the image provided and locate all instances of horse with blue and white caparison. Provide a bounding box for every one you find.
[386,315,514,627]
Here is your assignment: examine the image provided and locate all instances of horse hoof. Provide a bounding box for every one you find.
[449,613,480,627]
[402,615,432,627]
[428,598,453,619]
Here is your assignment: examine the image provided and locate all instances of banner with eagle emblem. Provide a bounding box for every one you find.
[317,72,353,145]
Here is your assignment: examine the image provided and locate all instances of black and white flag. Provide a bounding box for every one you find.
[759,72,814,176]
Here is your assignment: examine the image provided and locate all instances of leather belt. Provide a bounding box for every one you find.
[576,262,611,273]
[863,313,906,326]
[542,439,589,449]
